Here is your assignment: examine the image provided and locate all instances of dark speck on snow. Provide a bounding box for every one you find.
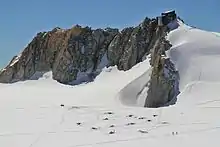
[103,118,109,120]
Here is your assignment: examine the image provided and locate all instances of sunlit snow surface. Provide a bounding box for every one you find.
[1,22,220,147]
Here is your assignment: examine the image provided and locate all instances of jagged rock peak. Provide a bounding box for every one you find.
[0,10,180,87]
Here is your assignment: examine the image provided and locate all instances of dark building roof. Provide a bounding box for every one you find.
[161,10,176,16]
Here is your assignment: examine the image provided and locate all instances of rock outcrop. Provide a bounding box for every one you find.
[0,17,158,84]
[144,26,179,108]
[0,11,180,108]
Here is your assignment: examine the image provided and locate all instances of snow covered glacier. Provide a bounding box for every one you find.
[1,20,220,147]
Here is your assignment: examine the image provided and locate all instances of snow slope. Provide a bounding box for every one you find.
[213,32,220,37]
[168,23,220,90]
[1,22,220,147]
[118,67,151,107]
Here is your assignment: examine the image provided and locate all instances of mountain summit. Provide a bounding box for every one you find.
[0,10,179,107]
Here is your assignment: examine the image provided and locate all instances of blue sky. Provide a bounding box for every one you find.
[0,0,219,68]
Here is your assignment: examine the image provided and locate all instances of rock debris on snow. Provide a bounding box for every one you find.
[76,122,82,126]
[126,114,134,118]
[103,117,109,120]
[91,127,99,130]
[172,132,178,135]
[109,125,115,128]
[104,112,114,115]
[138,117,147,120]
[138,130,148,134]
[108,130,116,134]
[126,122,136,126]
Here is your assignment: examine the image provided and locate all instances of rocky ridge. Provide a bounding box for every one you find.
[0,11,180,107]
[0,17,158,84]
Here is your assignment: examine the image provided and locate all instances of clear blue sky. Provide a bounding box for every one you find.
[0,0,219,68]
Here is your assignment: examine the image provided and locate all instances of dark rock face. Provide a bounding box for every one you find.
[0,17,158,84]
[108,18,158,71]
[0,28,69,83]
[52,26,119,84]
[144,26,179,108]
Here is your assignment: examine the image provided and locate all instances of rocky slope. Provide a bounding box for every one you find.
[0,12,180,107]
[0,17,158,84]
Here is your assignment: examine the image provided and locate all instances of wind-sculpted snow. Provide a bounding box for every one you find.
[167,22,220,90]
[117,65,151,107]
